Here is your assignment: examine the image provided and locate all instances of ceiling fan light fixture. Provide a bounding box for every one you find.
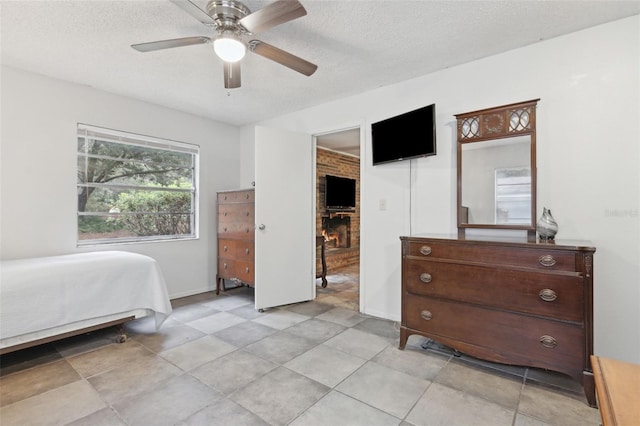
[213,34,246,63]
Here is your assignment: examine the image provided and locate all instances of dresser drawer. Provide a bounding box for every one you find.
[404,296,584,372]
[218,190,255,203]
[405,240,578,272]
[218,239,237,258]
[218,220,254,238]
[217,258,236,279]
[404,260,583,322]
[235,240,253,261]
[236,260,254,284]
[218,204,254,225]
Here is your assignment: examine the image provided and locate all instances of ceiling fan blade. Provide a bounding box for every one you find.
[249,40,317,76]
[131,36,210,52]
[224,61,242,89]
[240,0,306,34]
[170,0,216,25]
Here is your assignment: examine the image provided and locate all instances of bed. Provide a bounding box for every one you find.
[0,251,173,354]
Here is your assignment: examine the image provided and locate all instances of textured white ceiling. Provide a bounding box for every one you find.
[317,127,360,157]
[2,0,639,127]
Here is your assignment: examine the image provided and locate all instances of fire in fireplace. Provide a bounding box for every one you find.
[322,216,351,248]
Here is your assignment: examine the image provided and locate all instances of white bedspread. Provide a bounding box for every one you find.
[0,251,173,343]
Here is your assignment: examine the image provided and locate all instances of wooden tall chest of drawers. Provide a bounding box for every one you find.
[399,234,596,406]
[216,188,255,294]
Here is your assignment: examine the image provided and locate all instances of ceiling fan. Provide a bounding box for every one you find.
[131,0,317,89]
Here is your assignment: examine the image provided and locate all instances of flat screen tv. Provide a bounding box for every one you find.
[325,175,356,211]
[371,103,436,165]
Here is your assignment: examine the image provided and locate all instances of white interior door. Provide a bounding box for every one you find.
[254,126,314,310]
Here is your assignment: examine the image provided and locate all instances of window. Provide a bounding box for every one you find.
[77,124,199,245]
[495,166,531,225]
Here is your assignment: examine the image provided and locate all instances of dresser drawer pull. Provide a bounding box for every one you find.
[539,288,557,302]
[246,211,250,216]
[223,262,228,269]
[420,310,433,321]
[419,246,432,256]
[245,267,250,273]
[420,273,432,283]
[245,248,250,255]
[223,245,228,252]
[539,335,557,348]
[538,254,557,267]
[224,211,227,216]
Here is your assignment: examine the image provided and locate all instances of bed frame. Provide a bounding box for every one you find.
[0,251,173,355]
[0,316,134,355]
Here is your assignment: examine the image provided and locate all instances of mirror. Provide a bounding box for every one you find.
[456,99,539,239]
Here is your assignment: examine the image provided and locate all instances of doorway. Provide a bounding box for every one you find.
[315,128,361,311]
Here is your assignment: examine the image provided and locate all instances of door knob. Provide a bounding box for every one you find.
[258,224,266,230]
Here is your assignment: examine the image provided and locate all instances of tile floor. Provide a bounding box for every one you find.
[0,279,601,426]
[315,263,359,311]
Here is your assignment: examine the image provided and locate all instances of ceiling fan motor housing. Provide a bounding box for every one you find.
[206,0,251,33]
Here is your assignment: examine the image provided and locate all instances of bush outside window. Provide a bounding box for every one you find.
[77,124,199,245]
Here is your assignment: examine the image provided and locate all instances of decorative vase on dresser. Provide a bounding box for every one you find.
[537,207,559,241]
[216,188,255,294]
[399,234,597,407]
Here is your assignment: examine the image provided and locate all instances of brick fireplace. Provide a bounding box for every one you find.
[322,215,351,248]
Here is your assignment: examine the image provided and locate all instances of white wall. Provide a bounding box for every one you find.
[0,66,242,299]
[248,16,640,363]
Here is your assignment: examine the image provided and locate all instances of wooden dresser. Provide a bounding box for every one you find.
[399,234,596,406]
[216,188,255,294]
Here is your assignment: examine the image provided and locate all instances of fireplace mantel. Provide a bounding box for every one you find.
[327,210,354,218]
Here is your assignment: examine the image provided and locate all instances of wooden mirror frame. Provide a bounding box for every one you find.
[456,99,540,240]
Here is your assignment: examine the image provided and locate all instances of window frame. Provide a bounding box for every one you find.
[494,166,531,225]
[77,123,200,246]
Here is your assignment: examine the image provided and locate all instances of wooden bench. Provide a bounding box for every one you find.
[591,355,640,425]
